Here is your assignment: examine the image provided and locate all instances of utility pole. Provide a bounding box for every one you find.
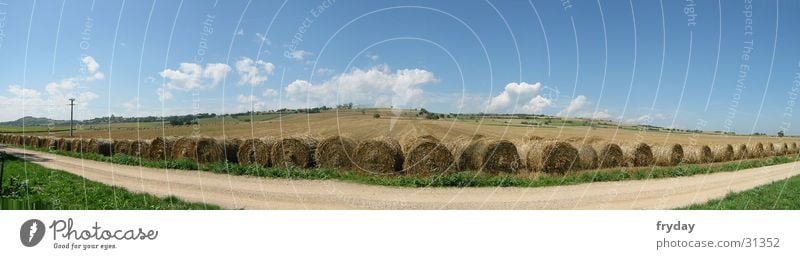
[68,98,75,137]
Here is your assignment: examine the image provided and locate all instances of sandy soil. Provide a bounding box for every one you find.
[4,146,799,209]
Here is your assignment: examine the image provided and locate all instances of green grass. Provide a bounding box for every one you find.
[8,144,800,189]
[0,155,218,210]
[681,174,800,210]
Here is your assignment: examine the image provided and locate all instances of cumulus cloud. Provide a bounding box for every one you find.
[157,62,232,99]
[486,82,553,113]
[262,88,278,97]
[315,68,335,77]
[286,50,312,61]
[237,94,265,112]
[8,84,41,99]
[236,57,275,87]
[282,65,437,108]
[558,95,587,117]
[82,56,105,82]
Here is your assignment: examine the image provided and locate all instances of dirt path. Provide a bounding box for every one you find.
[4,146,799,209]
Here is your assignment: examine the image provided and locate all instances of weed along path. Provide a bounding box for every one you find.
[4,146,800,210]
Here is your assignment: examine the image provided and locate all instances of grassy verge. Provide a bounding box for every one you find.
[0,155,218,210]
[681,174,800,210]
[6,144,800,188]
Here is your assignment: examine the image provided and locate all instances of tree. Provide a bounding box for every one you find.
[778,130,785,137]
[373,113,381,118]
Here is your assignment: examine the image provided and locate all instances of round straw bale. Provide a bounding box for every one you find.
[789,143,798,154]
[113,140,131,156]
[711,144,734,162]
[763,142,776,156]
[683,145,713,164]
[573,143,598,170]
[353,137,403,174]
[593,143,623,168]
[148,137,175,160]
[194,137,224,164]
[450,137,520,173]
[315,135,358,170]
[651,144,683,166]
[129,140,150,157]
[733,144,748,160]
[748,143,765,158]
[622,143,655,167]
[401,136,454,175]
[87,138,113,156]
[238,138,269,166]
[772,143,787,156]
[70,138,85,153]
[271,136,318,168]
[171,137,196,160]
[524,141,579,174]
[221,138,242,163]
[58,138,72,151]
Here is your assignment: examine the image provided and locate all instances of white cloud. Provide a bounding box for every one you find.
[237,94,265,112]
[157,87,173,102]
[558,95,587,117]
[368,54,379,61]
[122,98,139,110]
[262,88,278,97]
[282,65,437,108]
[45,78,80,96]
[286,50,312,61]
[8,84,41,99]
[236,29,244,36]
[235,57,275,86]
[624,113,666,124]
[486,82,553,113]
[81,56,105,82]
[159,62,231,91]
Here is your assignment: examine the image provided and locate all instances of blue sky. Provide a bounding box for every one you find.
[0,0,799,134]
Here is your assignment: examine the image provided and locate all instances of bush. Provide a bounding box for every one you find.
[373,113,380,118]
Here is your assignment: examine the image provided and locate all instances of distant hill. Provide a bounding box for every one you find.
[0,116,68,126]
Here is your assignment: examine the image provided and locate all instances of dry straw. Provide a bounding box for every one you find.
[711,144,734,162]
[401,135,454,176]
[70,138,85,153]
[113,140,132,156]
[593,143,623,168]
[748,143,765,158]
[763,143,775,156]
[58,138,71,151]
[129,140,150,157]
[237,138,272,166]
[683,145,713,164]
[354,137,403,175]
[194,137,224,164]
[524,141,579,174]
[622,143,654,167]
[733,144,748,160]
[171,137,195,160]
[651,144,683,166]
[315,135,358,170]
[87,138,113,156]
[271,136,318,168]
[774,143,788,156]
[450,137,520,173]
[573,143,598,170]
[148,137,175,160]
[789,143,798,154]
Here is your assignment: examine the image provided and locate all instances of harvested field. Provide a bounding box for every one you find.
[622,143,654,167]
[271,136,318,168]
[522,141,578,174]
[401,136,454,175]
[315,135,358,170]
[353,137,403,175]
[594,143,623,168]
[652,144,683,166]
[711,144,734,162]
[684,145,713,164]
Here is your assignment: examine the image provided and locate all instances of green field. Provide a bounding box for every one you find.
[682,174,800,210]
[0,155,217,210]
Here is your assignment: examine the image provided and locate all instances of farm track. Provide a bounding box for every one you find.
[4,146,800,209]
